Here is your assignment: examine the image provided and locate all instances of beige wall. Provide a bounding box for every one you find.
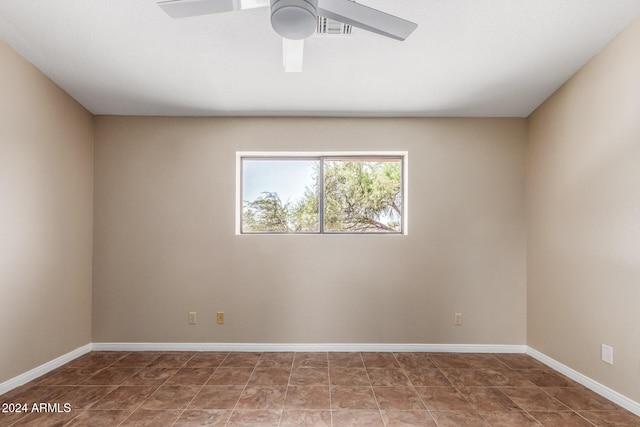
[0,40,93,383]
[92,116,527,345]
[527,19,640,402]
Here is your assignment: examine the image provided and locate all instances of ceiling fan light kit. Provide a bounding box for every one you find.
[157,0,417,71]
[271,0,319,39]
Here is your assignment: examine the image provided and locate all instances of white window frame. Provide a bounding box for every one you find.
[236,151,408,235]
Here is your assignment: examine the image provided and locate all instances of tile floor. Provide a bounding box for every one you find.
[1,351,639,426]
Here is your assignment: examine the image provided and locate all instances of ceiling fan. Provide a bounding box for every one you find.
[157,0,418,72]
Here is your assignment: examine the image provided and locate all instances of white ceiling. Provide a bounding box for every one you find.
[1,0,639,117]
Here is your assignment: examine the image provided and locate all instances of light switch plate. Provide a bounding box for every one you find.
[454,313,463,326]
[601,344,613,365]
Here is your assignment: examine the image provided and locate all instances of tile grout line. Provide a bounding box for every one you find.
[326,352,332,427]
[117,351,194,427]
[360,352,385,426]
[170,352,231,427]
[488,354,543,425]
[223,352,263,427]
[535,387,598,427]
[85,351,138,427]
[77,351,130,427]
[442,355,495,427]
[423,354,450,425]
[484,355,588,426]
[276,352,297,427]
[44,351,130,427]
[393,352,440,427]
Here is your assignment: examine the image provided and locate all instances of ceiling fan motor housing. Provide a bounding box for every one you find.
[270,0,319,39]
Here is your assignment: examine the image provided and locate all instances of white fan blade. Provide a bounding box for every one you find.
[158,0,268,19]
[317,0,417,40]
[283,38,304,72]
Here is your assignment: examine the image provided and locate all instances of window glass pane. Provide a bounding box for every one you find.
[242,159,319,233]
[323,158,402,233]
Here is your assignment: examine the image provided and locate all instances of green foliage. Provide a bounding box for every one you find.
[243,192,292,232]
[323,160,402,232]
[242,160,402,233]
[291,183,320,232]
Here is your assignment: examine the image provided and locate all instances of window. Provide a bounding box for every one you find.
[237,152,407,234]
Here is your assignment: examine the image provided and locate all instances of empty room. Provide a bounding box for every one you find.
[1,1,639,426]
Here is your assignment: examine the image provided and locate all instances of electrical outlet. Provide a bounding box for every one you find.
[217,312,225,324]
[454,313,463,326]
[601,344,613,365]
[188,312,197,324]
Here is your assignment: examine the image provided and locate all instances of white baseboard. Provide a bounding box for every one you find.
[91,342,527,353]
[0,343,92,396]
[527,347,640,417]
